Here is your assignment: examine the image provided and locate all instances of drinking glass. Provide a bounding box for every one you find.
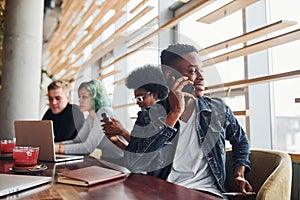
[13,146,39,168]
[0,139,16,154]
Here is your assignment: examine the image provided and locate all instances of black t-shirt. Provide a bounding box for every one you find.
[42,103,85,142]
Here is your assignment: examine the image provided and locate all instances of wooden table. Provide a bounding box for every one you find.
[0,155,221,200]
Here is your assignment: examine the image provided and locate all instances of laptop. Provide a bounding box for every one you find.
[14,120,84,163]
[0,174,51,197]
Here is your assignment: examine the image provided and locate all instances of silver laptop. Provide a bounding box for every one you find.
[0,174,51,197]
[14,120,84,163]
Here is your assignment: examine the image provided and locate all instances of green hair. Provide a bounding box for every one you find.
[78,79,111,112]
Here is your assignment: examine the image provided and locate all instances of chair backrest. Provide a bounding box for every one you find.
[225,149,292,200]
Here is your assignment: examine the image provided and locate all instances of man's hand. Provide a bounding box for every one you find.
[55,143,65,154]
[234,176,253,193]
[165,75,194,127]
[234,166,253,193]
[55,143,59,153]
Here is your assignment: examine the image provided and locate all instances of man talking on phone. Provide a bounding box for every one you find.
[124,44,253,198]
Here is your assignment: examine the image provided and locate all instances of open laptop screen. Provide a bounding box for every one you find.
[14,120,83,162]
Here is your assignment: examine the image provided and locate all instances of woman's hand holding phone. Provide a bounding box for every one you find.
[101,113,110,121]
[101,115,130,142]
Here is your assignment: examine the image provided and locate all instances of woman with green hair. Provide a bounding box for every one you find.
[55,79,124,165]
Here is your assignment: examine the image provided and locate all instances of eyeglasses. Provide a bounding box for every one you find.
[132,92,151,102]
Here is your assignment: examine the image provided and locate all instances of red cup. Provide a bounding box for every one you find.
[0,139,16,153]
[13,147,39,168]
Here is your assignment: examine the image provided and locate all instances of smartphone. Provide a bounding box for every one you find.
[167,69,195,94]
[101,113,110,121]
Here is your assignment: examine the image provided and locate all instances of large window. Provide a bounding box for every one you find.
[115,0,159,129]
[178,1,246,132]
[268,0,300,152]
[177,0,300,151]
[107,0,300,151]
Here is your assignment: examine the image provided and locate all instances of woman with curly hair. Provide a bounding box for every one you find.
[102,64,169,149]
[55,79,124,165]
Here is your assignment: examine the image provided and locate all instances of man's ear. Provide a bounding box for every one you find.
[164,70,172,79]
[66,94,71,102]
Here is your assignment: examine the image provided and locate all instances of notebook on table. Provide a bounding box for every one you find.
[14,120,84,163]
[57,166,126,187]
[0,174,51,197]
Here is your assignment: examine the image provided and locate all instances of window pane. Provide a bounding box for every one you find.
[178,3,245,84]
[269,0,300,152]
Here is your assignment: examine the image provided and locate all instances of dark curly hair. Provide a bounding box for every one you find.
[125,64,169,100]
[160,43,198,72]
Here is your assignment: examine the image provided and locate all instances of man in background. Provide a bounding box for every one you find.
[42,80,84,142]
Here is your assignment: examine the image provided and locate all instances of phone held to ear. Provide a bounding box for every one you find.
[167,70,195,94]
[101,113,110,121]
